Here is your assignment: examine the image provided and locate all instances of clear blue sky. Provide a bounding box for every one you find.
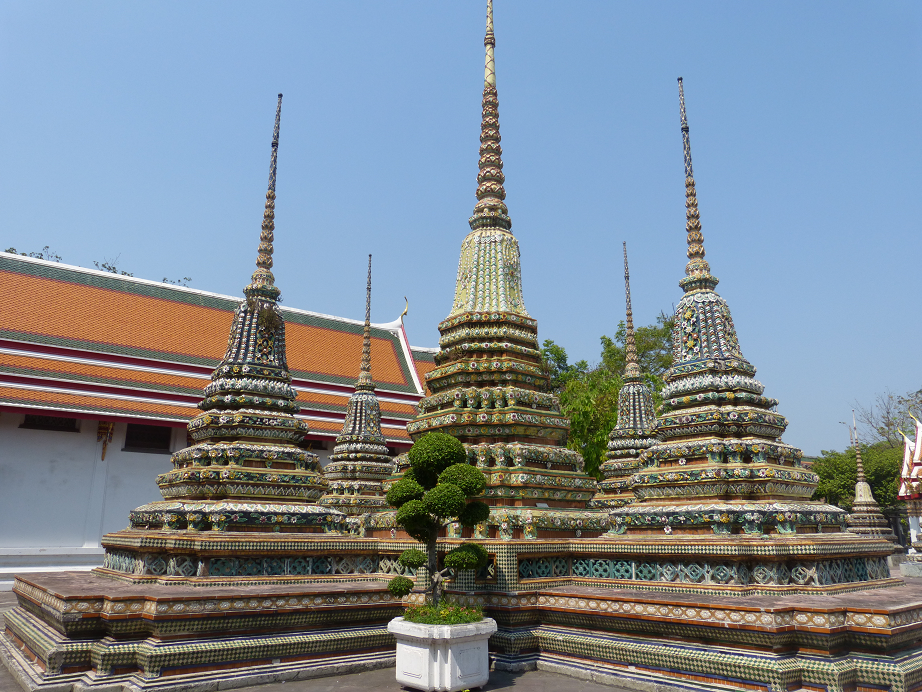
[1,2,919,456]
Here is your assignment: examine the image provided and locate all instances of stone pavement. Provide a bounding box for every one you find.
[232,666,640,692]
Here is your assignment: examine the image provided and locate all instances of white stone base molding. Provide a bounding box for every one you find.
[387,616,497,692]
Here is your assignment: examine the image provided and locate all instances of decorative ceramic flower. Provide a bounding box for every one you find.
[664,526,672,534]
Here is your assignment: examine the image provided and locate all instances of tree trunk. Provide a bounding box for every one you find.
[427,530,439,607]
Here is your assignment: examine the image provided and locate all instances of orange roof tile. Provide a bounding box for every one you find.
[0,253,427,445]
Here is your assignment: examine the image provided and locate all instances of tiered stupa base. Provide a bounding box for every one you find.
[3,532,921,692]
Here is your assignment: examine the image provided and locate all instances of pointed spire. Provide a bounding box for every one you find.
[622,242,641,380]
[677,78,717,293]
[357,254,374,391]
[853,410,867,483]
[470,0,511,232]
[246,93,283,301]
[484,0,496,88]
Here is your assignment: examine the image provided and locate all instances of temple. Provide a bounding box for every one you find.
[7,5,922,692]
[590,243,657,509]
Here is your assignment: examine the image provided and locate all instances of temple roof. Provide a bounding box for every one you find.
[0,252,430,445]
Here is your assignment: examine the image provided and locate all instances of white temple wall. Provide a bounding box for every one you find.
[0,413,174,589]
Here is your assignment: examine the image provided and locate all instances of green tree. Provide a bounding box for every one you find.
[812,443,902,510]
[855,388,922,449]
[600,311,674,385]
[5,246,62,262]
[559,367,622,479]
[540,340,588,392]
[385,433,490,607]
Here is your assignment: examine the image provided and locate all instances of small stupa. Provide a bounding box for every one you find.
[846,414,900,546]
[384,0,601,541]
[591,242,657,509]
[320,255,394,518]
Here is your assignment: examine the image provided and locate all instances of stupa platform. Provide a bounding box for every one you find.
[482,578,922,692]
[1,571,401,690]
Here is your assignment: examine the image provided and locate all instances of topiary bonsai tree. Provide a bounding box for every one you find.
[386,432,490,607]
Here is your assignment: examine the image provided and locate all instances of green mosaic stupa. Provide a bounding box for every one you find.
[393,0,601,540]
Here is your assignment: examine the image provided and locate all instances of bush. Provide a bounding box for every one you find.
[403,603,483,625]
[409,433,466,488]
[456,501,491,527]
[439,463,487,496]
[423,483,466,517]
[388,576,414,598]
[386,477,425,507]
[398,549,427,569]
[388,432,490,608]
[444,543,489,571]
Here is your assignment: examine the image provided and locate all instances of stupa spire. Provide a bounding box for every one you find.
[357,254,374,390]
[449,0,527,316]
[246,93,283,301]
[470,0,511,232]
[677,78,717,293]
[320,255,392,518]
[591,242,657,509]
[853,410,867,483]
[622,242,641,380]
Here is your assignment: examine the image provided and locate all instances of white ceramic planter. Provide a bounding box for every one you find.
[387,616,497,692]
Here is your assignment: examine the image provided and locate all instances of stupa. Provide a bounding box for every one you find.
[846,417,899,545]
[590,242,657,509]
[605,78,895,593]
[98,95,348,581]
[319,255,394,520]
[383,0,602,541]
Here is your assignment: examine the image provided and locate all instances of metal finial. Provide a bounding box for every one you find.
[357,255,374,389]
[676,78,715,292]
[484,0,496,87]
[268,94,282,192]
[623,242,640,379]
[247,94,283,299]
[677,78,692,178]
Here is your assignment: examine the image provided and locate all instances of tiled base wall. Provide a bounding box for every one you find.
[493,626,922,692]
[518,555,890,588]
[103,550,415,578]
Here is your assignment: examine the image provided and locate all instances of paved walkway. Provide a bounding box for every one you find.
[238,666,639,692]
